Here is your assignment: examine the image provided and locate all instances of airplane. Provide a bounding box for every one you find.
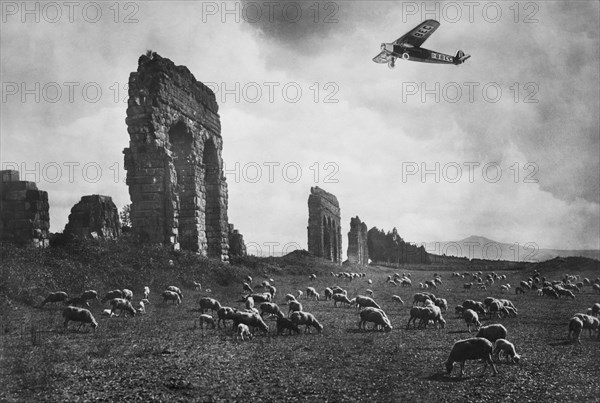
[373,19,470,68]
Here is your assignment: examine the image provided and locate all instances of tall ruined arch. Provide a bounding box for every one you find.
[307,187,341,264]
[332,218,339,263]
[123,52,231,260]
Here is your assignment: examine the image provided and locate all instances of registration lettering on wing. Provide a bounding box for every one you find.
[413,25,434,38]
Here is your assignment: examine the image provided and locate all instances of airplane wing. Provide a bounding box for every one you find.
[372,50,392,64]
[393,19,440,48]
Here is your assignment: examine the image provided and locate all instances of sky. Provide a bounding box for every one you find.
[1,0,599,258]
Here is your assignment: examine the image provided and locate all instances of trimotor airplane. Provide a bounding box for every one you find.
[373,19,470,68]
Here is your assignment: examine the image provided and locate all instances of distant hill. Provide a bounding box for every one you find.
[423,235,600,262]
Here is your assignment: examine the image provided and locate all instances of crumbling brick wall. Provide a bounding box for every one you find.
[347,216,369,265]
[307,186,342,264]
[0,170,50,247]
[123,52,230,260]
[64,195,121,240]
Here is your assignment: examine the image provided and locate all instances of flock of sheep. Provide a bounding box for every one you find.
[39,268,600,377]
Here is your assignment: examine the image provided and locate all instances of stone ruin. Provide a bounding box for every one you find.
[347,216,369,265]
[0,170,50,247]
[123,52,232,260]
[307,186,342,264]
[63,195,121,240]
[228,224,247,257]
[367,227,430,265]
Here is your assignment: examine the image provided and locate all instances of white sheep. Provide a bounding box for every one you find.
[353,295,380,311]
[476,324,507,343]
[232,311,269,334]
[143,286,150,300]
[245,296,255,310]
[80,290,98,301]
[306,287,319,300]
[493,339,520,363]
[288,300,303,317]
[41,291,68,307]
[100,289,124,304]
[332,293,351,307]
[285,294,297,302]
[445,337,498,377]
[392,295,404,305]
[137,300,146,314]
[217,307,238,328]
[199,314,216,329]
[568,317,583,344]
[359,307,392,332]
[63,306,98,331]
[406,306,428,329]
[166,286,183,300]
[110,298,136,317]
[290,311,323,334]
[199,297,222,314]
[259,302,284,318]
[122,289,133,301]
[463,309,481,333]
[236,323,252,341]
[161,290,181,305]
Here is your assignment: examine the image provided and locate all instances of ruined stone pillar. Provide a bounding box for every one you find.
[347,216,369,265]
[123,52,229,260]
[307,186,342,264]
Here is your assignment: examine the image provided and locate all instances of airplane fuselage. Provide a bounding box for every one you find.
[387,43,458,65]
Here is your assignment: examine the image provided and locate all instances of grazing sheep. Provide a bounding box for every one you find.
[306,287,319,301]
[199,314,216,329]
[137,300,147,314]
[285,294,297,302]
[232,311,269,334]
[353,295,381,311]
[143,286,150,300]
[401,279,412,287]
[420,305,445,329]
[501,306,518,317]
[246,293,272,303]
[243,282,254,293]
[110,298,136,317]
[488,300,503,318]
[199,297,222,314]
[66,296,90,308]
[236,323,253,341]
[463,309,481,333]
[462,300,486,315]
[80,290,98,301]
[407,307,428,329]
[464,282,473,289]
[260,302,284,318]
[425,280,438,290]
[445,338,498,377]
[217,307,238,328]
[493,339,520,363]
[101,290,123,304]
[476,324,508,343]
[574,314,600,337]
[392,295,404,305]
[556,288,576,299]
[122,289,133,301]
[593,284,600,294]
[500,285,509,293]
[266,285,277,299]
[332,293,351,307]
[166,286,183,300]
[434,298,448,313]
[568,317,583,344]
[63,306,98,331]
[288,300,303,317]
[359,307,392,332]
[331,286,346,295]
[309,274,317,281]
[245,296,255,310]
[324,288,333,301]
[161,290,181,305]
[542,287,559,299]
[290,311,323,334]
[297,290,304,299]
[591,303,600,317]
[276,316,300,335]
[413,293,432,306]
[41,291,69,307]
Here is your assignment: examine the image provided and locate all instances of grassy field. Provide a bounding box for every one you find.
[1,242,599,402]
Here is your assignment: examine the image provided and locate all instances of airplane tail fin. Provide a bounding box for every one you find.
[455,50,471,64]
